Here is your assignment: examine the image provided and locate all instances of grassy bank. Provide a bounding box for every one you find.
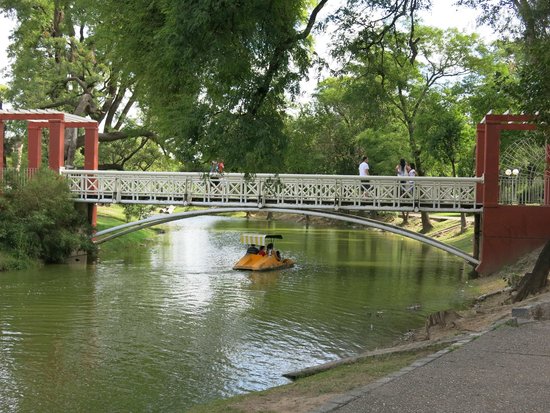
[96,205,159,250]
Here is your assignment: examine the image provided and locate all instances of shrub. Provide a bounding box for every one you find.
[0,169,96,264]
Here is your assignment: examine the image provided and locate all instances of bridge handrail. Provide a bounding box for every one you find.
[60,169,483,181]
[60,169,483,213]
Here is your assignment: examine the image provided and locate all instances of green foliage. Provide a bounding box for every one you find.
[121,204,157,222]
[454,40,521,125]
[416,92,473,176]
[3,0,546,176]
[458,0,550,122]
[89,0,323,171]
[336,24,491,176]
[0,169,96,263]
[520,37,550,122]
[284,76,403,175]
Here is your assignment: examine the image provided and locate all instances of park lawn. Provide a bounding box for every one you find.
[96,205,159,250]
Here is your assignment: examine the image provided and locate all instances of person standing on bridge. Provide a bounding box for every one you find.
[210,160,219,174]
[395,158,409,177]
[358,156,371,195]
[407,162,417,195]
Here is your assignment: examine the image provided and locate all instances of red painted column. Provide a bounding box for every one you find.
[84,126,99,227]
[477,116,502,274]
[482,117,501,208]
[0,121,4,170]
[545,143,550,206]
[84,126,99,170]
[475,123,485,204]
[48,119,65,171]
[28,124,42,169]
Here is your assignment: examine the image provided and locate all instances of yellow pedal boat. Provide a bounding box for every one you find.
[233,233,295,271]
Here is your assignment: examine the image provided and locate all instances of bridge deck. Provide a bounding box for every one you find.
[61,170,482,213]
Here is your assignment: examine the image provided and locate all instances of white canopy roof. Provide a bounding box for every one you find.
[0,109,95,124]
[240,233,283,246]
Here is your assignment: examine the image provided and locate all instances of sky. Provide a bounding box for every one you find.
[0,1,494,98]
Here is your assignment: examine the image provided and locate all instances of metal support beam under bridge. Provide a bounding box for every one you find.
[92,207,479,266]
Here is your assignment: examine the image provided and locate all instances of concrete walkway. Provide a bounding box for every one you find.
[313,317,550,413]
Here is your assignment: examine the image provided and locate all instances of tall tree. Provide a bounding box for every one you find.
[458,0,550,120]
[0,0,160,169]
[338,25,488,231]
[90,0,329,172]
[285,75,398,175]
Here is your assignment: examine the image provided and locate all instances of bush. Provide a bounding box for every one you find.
[0,169,96,264]
[122,204,157,222]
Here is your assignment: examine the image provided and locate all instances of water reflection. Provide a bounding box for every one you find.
[0,215,468,411]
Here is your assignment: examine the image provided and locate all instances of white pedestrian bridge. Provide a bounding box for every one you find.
[59,169,483,265]
[61,169,483,212]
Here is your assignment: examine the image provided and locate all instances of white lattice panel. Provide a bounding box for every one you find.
[60,170,483,212]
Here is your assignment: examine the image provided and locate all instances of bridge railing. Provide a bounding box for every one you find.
[1,168,37,189]
[499,174,547,205]
[60,170,482,212]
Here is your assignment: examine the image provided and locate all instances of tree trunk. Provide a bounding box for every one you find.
[420,211,432,233]
[65,128,77,167]
[513,240,550,302]
[460,212,467,233]
[66,93,93,166]
[14,140,23,171]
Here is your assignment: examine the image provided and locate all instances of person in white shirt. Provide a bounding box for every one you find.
[358,156,370,194]
[358,156,369,177]
[408,163,417,191]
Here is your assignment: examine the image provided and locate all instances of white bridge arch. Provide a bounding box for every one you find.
[93,207,479,266]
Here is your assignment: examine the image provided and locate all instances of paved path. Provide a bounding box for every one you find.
[313,320,550,413]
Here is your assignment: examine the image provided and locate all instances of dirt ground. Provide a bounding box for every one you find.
[400,243,549,343]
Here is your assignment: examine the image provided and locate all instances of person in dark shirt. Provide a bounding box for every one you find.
[246,244,259,254]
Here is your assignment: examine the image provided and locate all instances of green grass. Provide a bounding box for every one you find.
[0,250,37,271]
[444,227,475,253]
[96,205,159,250]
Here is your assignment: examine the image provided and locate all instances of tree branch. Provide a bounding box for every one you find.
[246,0,329,115]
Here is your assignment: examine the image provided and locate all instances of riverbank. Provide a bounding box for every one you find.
[186,215,547,413]
[95,205,160,251]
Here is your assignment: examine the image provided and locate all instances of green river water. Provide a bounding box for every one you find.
[0,215,471,412]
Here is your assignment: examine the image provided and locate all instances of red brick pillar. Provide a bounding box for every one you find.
[545,143,550,206]
[482,117,501,207]
[84,126,99,227]
[475,123,485,204]
[48,119,65,171]
[28,124,42,169]
[0,121,4,170]
[84,126,99,170]
[476,116,502,275]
